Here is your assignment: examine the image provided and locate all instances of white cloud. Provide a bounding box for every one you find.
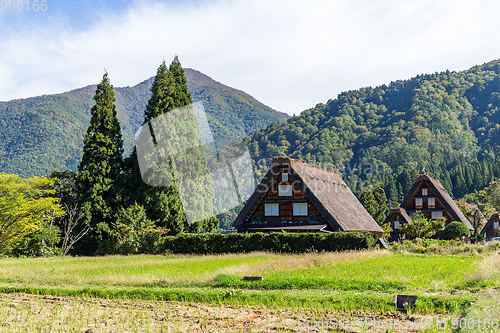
[1,0,500,114]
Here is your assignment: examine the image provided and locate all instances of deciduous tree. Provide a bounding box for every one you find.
[401,212,445,238]
[0,173,64,254]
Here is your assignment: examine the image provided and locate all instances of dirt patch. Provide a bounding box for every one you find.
[0,293,453,332]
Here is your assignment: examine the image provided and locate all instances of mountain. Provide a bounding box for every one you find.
[246,59,500,202]
[0,69,288,177]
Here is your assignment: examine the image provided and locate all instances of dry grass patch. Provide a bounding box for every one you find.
[0,293,456,333]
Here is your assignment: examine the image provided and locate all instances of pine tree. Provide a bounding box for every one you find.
[78,71,124,254]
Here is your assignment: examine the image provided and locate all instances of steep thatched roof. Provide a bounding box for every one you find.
[401,174,473,231]
[233,156,383,234]
[383,207,412,225]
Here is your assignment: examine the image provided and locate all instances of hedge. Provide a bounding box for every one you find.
[160,231,375,254]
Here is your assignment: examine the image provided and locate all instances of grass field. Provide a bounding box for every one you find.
[0,249,499,332]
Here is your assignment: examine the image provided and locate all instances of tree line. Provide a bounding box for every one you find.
[1,56,219,256]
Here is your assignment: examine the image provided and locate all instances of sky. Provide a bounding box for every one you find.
[2,0,500,115]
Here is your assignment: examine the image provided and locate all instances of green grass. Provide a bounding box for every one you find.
[0,250,498,315]
[0,285,476,314]
[260,254,485,292]
[0,253,274,287]
[214,274,406,292]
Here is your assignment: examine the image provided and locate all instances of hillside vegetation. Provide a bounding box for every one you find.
[247,59,500,204]
[0,69,287,177]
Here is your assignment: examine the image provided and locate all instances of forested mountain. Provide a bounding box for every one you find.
[246,59,500,206]
[0,69,288,177]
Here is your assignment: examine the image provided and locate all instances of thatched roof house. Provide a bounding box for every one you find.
[400,174,473,231]
[480,213,500,240]
[383,207,412,241]
[232,156,383,234]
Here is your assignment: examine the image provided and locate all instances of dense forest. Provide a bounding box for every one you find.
[245,59,500,208]
[0,69,288,178]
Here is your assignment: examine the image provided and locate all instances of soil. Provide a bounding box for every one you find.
[0,293,452,332]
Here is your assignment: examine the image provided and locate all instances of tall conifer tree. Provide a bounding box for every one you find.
[78,72,123,254]
[125,56,218,234]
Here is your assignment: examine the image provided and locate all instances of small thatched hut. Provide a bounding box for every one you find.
[231,156,383,234]
[383,207,412,241]
[400,174,473,231]
[480,213,500,240]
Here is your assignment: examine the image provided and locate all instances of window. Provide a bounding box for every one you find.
[421,188,428,196]
[415,198,423,207]
[494,222,499,229]
[278,184,293,196]
[293,203,308,216]
[431,211,442,220]
[282,172,288,181]
[265,203,279,216]
[394,220,400,230]
[427,198,435,207]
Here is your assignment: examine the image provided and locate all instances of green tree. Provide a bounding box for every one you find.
[359,190,377,219]
[401,212,445,238]
[126,57,218,234]
[77,72,124,254]
[48,170,79,208]
[359,186,388,225]
[0,173,64,254]
[441,221,471,239]
[372,186,388,224]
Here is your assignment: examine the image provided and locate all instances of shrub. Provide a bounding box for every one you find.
[442,221,471,239]
[109,204,168,254]
[401,212,445,238]
[161,231,375,254]
[10,226,61,257]
[390,238,500,255]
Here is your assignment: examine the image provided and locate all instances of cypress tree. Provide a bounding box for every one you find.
[397,182,404,202]
[453,168,467,198]
[372,186,388,224]
[384,175,399,207]
[125,57,218,234]
[78,71,124,254]
[169,55,192,109]
[359,190,378,219]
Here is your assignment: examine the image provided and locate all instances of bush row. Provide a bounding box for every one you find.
[160,231,375,254]
[109,231,375,255]
[390,238,500,255]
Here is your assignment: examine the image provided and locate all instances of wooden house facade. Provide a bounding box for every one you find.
[232,156,383,234]
[383,207,412,241]
[384,174,473,240]
[480,213,500,240]
[400,174,473,230]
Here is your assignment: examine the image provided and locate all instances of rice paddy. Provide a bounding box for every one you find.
[0,249,498,331]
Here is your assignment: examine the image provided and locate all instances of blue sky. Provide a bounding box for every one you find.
[2,0,500,115]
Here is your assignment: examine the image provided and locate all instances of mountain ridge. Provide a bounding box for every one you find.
[0,68,288,177]
[246,58,500,201]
